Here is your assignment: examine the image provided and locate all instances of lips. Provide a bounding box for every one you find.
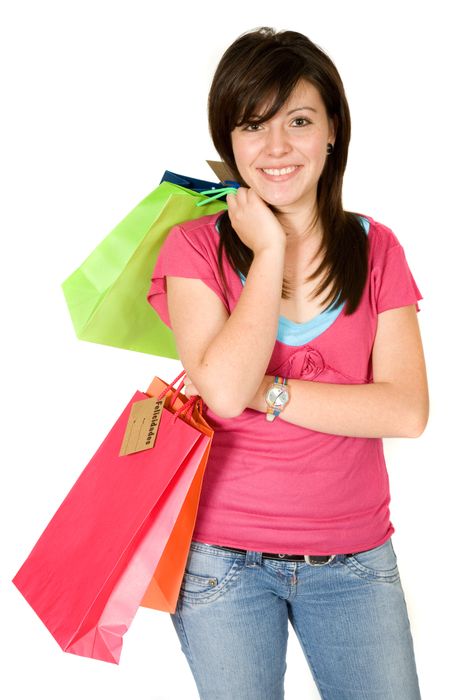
[259,165,301,170]
[258,165,303,182]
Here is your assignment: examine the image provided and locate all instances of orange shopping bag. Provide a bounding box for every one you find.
[12,369,213,664]
[139,372,213,613]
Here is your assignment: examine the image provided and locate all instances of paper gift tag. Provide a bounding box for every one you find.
[206,159,236,183]
[119,397,164,455]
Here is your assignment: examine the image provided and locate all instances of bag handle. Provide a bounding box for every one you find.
[156,368,187,405]
[155,368,204,424]
[196,182,239,207]
[170,394,203,425]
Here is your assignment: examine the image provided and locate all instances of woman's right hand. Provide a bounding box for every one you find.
[226,187,286,255]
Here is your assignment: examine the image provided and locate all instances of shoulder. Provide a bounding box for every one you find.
[156,211,224,272]
[358,213,402,247]
[354,213,404,260]
[353,213,423,315]
[173,211,223,249]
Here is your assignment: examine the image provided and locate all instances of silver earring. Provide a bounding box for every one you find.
[327,143,334,155]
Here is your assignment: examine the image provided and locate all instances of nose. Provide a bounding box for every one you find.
[264,125,293,157]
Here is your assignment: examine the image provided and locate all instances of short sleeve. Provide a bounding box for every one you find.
[374,243,423,314]
[147,223,229,329]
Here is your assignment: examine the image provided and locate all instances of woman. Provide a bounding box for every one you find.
[147,26,428,700]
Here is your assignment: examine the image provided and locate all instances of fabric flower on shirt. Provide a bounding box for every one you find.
[272,345,326,380]
[296,346,326,379]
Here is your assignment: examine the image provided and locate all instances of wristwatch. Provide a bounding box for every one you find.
[265,376,290,422]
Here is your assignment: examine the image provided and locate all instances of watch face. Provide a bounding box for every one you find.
[267,386,289,408]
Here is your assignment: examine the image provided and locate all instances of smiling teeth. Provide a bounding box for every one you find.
[262,166,298,175]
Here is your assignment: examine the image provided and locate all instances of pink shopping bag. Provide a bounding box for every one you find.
[12,370,213,664]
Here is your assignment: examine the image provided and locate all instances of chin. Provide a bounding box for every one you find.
[260,191,303,208]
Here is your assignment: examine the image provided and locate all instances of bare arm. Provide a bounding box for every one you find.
[167,187,288,419]
[201,245,285,415]
[167,243,285,418]
[246,304,429,438]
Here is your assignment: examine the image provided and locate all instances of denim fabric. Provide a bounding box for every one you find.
[170,537,421,699]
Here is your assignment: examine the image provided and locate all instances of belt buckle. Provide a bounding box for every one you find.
[304,554,336,566]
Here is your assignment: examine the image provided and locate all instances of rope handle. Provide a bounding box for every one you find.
[155,368,204,425]
[195,181,240,207]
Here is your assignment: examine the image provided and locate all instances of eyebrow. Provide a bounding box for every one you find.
[248,105,318,121]
[287,106,317,114]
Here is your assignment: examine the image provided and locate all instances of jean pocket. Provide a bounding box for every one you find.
[178,541,245,605]
[341,537,400,583]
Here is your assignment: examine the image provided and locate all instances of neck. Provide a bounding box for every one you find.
[270,191,321,246]
[274,210,322,248]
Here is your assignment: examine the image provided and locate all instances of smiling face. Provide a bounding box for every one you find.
[230,79,336,214]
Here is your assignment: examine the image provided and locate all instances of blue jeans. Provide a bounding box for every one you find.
[170,537,421,699]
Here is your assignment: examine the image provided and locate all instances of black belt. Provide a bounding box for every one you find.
[212,544,359,566]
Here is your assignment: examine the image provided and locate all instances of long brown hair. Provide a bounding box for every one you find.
[207,26,368,315]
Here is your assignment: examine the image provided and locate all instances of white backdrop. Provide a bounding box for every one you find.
[1,1,448,698]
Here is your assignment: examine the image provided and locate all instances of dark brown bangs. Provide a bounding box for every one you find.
[233,73,308,130]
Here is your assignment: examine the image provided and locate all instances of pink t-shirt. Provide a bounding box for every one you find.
[147,210,423,554]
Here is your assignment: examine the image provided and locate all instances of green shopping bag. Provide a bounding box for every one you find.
[61,178,231,359]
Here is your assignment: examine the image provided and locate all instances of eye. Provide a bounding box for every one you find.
[242,122,261,131]
[292,117,311,127]
[242,117,311,131]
